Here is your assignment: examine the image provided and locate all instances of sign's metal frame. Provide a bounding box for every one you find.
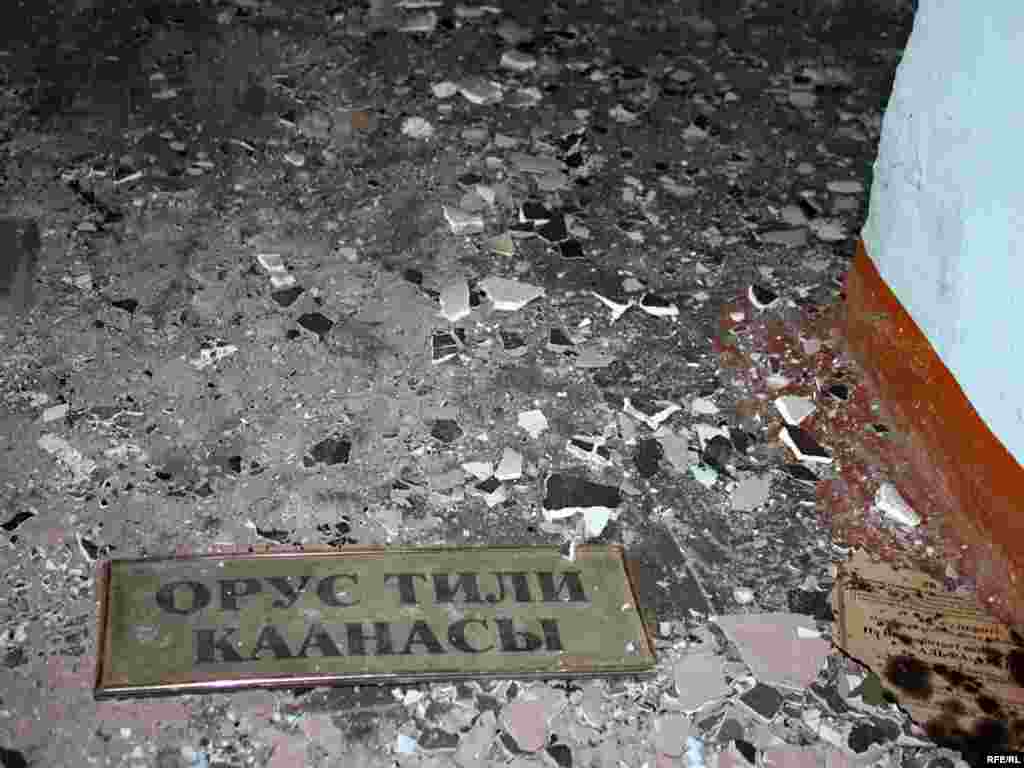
[95,544,657,699]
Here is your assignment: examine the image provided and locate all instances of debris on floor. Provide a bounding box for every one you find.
[0,0,1011,765]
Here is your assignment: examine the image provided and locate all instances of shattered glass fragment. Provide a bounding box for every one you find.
[779,463,819,485]
[443,205,485,235]
[874,481,921,527]
[456,76,503,105]
[559,239,584,260]
[1,510,35,532]
[780,425,832,464]
[637,293,679,318]
[622,397,680,430]
[536,214,568,243]
[520,201,552,222]
[509,221,536,237]
[828,383,850,401]
[499,329,527,356]
[298,312,334,338]
[543,474,621,515]
[271,286,303,307]
[479,277,545,310]
[591,291,633,322]
[547,743,573,768]
[748,284,779,310]
[567,436,613,468]
[111,298,139,314]
[774,395,816,426]
[256,526,290,544]
[439,279,471,322]
[547,327,575,353]
[494,447,523,481]
[475,476,501,494]
[798,197,821,219]
[432,331,461,364]
[740,682,783,720]
[518,410,548,438]
[77,535,113,562]
[498,731,526,755]
[735,739,758,765]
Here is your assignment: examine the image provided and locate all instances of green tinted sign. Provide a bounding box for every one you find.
[95,545,656,698]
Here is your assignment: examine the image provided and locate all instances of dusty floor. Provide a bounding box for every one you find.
[0,0,1004,766]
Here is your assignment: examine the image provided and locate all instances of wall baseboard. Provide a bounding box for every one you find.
[844,239,1024,629]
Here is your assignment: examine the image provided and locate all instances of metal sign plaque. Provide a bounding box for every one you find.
[94,545,656,698]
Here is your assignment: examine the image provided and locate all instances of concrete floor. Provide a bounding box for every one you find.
[1,0,1009,766]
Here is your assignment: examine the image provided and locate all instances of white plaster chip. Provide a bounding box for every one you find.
[442,206,485,236]
[774,395,817,426]
[479,277,545,311]
[826,180,864,195]
[439,279,471,322]
[494,447,523,481]
[874,481,921,527]
[731,473,773,512]
[517,409,549,438]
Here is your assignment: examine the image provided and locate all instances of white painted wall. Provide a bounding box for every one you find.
[861,0,1024,464]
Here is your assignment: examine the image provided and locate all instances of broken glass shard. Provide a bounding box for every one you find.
[111,298,139,314]
[499,329,527,356]
[828,383,850,401]
[520,201,552,222]
[780,425,832,464]
[479,277,545,311]
[547,327,574,353]
[559,239,584,260]
[543,474,621,517]
[637,294,679,318]
[779,464,818,484]
[536,215,568,243]
[271,286,303,307]
[298,312,334,338]
[748,284,779,310]
[432,331,461,364]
